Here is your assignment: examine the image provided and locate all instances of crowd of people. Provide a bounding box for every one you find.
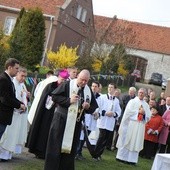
[0,58,170,170]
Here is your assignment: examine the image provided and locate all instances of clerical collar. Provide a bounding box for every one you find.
[107,94,115,100]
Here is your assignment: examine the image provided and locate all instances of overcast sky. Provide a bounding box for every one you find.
[92,0,170,27]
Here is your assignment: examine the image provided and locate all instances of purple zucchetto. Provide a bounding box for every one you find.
[58,69,70,79]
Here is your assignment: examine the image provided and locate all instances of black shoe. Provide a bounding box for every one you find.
[116,158,127,164]
[106,147,112,151]
[35,154,45,159]
[127,162,136,166]
[92,157,100,162]
[1,159,8,162]
[75,154,85,160]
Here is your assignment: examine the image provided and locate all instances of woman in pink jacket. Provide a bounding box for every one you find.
[158,110,170,153]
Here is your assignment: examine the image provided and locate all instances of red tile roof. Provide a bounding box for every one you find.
[94,15,170,55]
[1,1,170,55]
[0,0,65,15]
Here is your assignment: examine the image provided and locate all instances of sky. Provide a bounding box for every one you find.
[92,0,170,27]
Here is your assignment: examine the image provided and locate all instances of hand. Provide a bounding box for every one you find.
[106,111,114,117]
[152,130,159,135]
[27,91,31,98]
[70,94,79,104]
[93,112,99,120]
[82,102,90,110]
[20,104,26,112]
[147,128,153,134]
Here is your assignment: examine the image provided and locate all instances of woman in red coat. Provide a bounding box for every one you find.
[140,106,163,159]
[158,109,170,153]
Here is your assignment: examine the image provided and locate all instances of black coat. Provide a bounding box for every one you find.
[44,81,98,170]
[0,72,21,125]
[26,82,59,158]
[158,104,167,116]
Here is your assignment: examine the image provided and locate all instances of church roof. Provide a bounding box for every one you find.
[94,15,170,55]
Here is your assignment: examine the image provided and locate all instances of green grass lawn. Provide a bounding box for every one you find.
[76,149,153,170]
[102,86,129,94]
[14,149,153,170]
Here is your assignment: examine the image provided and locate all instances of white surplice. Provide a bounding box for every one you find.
[116,96,151,163]
[97,94,121,131]
[0,78,28,160]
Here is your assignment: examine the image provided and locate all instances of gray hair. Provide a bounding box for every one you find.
[129,86,137,92]
[18,66,27,73]
[138,88,147,95]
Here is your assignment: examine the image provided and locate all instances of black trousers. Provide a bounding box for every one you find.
[93,129,112,158]
[76,128,91,155]
[106,130,114,149]
[140,140,155,158]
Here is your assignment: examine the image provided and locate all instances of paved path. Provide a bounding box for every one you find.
[0,148,38,170]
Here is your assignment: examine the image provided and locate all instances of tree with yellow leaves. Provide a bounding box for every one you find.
[117,63,128,77]
[47,44,79,70]
[92,58,102,73]
[0,26,10,71]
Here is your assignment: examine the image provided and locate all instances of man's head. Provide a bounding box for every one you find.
[166,96,170,106]
[58,69,70,84]
[16,67,27,83]
[5,58,20,77]
[114,88,121,97]
[143,96,149,103]
[67,67,78,79]
[91,81,100,93]
[149,99,156,108]
[76,69,90,87]
[46,70,54,78]
[138,88,146,100]
[128,87,136,97]
[108,83,117,95]
[149,91,156,100]
[160,92,165,98]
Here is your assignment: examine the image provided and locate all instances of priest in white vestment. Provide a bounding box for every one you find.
[116,88,151,165]
[0,67,29,160]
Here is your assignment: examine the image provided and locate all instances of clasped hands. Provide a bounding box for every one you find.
[106,111,115,117]
[147,128,159,135]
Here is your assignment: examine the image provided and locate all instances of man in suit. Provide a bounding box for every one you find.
[0,58,26,139]
[158,96,170,116]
